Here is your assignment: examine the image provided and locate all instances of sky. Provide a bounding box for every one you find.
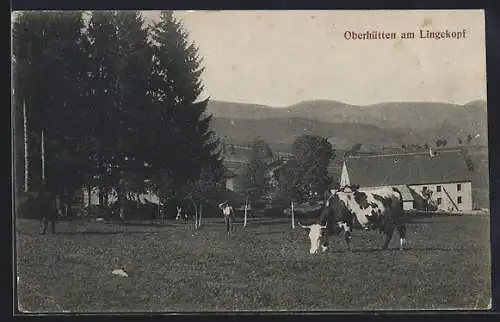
[12,10,486,107]
[141,10,487,107]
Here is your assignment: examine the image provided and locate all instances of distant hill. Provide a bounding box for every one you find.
[211,117,409,151]
[207,99,488,151]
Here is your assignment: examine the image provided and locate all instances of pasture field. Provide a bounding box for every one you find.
[16,214,491,312]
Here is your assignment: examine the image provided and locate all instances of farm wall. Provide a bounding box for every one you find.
[403,201,414,210]
[354,183,472,213]
[80,187,161,207]
[409,182,472,212]
[226,178,235,191]
[81,187,100,206]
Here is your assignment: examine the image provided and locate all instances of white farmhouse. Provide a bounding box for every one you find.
[339,149,473,212]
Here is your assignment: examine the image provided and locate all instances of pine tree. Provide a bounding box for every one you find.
[84,11,156,216]
[114,11,154,195]
[13,12,94,217]
[149,11,224,199]
[13,12,51,192]
[86,11,120,180]
[13,12,90,194]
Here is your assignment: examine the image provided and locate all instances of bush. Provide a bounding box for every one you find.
[16,192,43,219]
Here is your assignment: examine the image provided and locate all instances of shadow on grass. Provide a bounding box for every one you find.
[54,231,150,236]
[350,247,464,253]
[405,220,441,224]
[241,220,290,227]
[105,221,174,228]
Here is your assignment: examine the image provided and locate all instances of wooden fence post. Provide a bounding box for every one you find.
[41,129,45,185]
[198,204,202,227]
[244,196,248,228]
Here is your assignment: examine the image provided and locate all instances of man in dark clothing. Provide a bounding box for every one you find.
[37,189,57,234]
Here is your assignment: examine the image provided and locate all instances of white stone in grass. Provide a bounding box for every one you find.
[112,268,129,277]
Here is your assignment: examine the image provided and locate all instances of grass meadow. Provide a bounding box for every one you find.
[15,214,491,312]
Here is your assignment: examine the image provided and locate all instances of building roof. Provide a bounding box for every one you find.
[344,149,472,187]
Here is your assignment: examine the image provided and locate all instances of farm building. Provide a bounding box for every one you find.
[223,158,247,192]
[77,185,161,209]
[339,149,473,212]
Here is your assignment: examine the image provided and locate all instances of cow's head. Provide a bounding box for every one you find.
[298,221,328,254]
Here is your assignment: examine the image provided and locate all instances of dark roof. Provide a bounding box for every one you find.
[344,150,472,187]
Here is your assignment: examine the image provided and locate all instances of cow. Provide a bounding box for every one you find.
[298,186,407,254]
[218,201,235,235]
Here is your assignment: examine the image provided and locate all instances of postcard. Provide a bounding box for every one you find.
[13,9,490,312]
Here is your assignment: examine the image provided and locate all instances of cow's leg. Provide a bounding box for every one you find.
[50,219,56,234]
[321,237,329,252]
[42,218,48,235]
[397,223,407,250]
[345,230,352,251]
[382,222,395,250]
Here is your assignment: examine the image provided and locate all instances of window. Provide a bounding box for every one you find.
[457,196,462,204]
[437,198,442,205]
[436,186,442,192]
[457,184,462,191]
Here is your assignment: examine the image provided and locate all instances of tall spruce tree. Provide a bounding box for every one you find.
[85,11,155,214]
[13,12,54,192]
[13,12,90,205]
[114,11,154,195]
[149,11,224,201]
[85,11,121,195]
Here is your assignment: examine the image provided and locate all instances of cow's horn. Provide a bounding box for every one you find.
[297,221,310,229]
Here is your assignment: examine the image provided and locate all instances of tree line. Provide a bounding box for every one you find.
[237,129,478,213]
[13,11,226,217]
[239,135,335,211]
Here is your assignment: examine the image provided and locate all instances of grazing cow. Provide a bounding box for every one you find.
[218,201,235,234]
[299,186,407,254]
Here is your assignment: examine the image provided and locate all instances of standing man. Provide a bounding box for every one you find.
[37,188,57,234]
[218,201,235,235]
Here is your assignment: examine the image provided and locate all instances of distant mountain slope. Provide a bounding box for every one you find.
[207,99,488,149]
[211,117,410,151]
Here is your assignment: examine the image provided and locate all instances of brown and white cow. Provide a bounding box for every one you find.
[299,186,407,254]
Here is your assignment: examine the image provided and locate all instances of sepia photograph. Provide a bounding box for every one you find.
[12,9,491,312]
